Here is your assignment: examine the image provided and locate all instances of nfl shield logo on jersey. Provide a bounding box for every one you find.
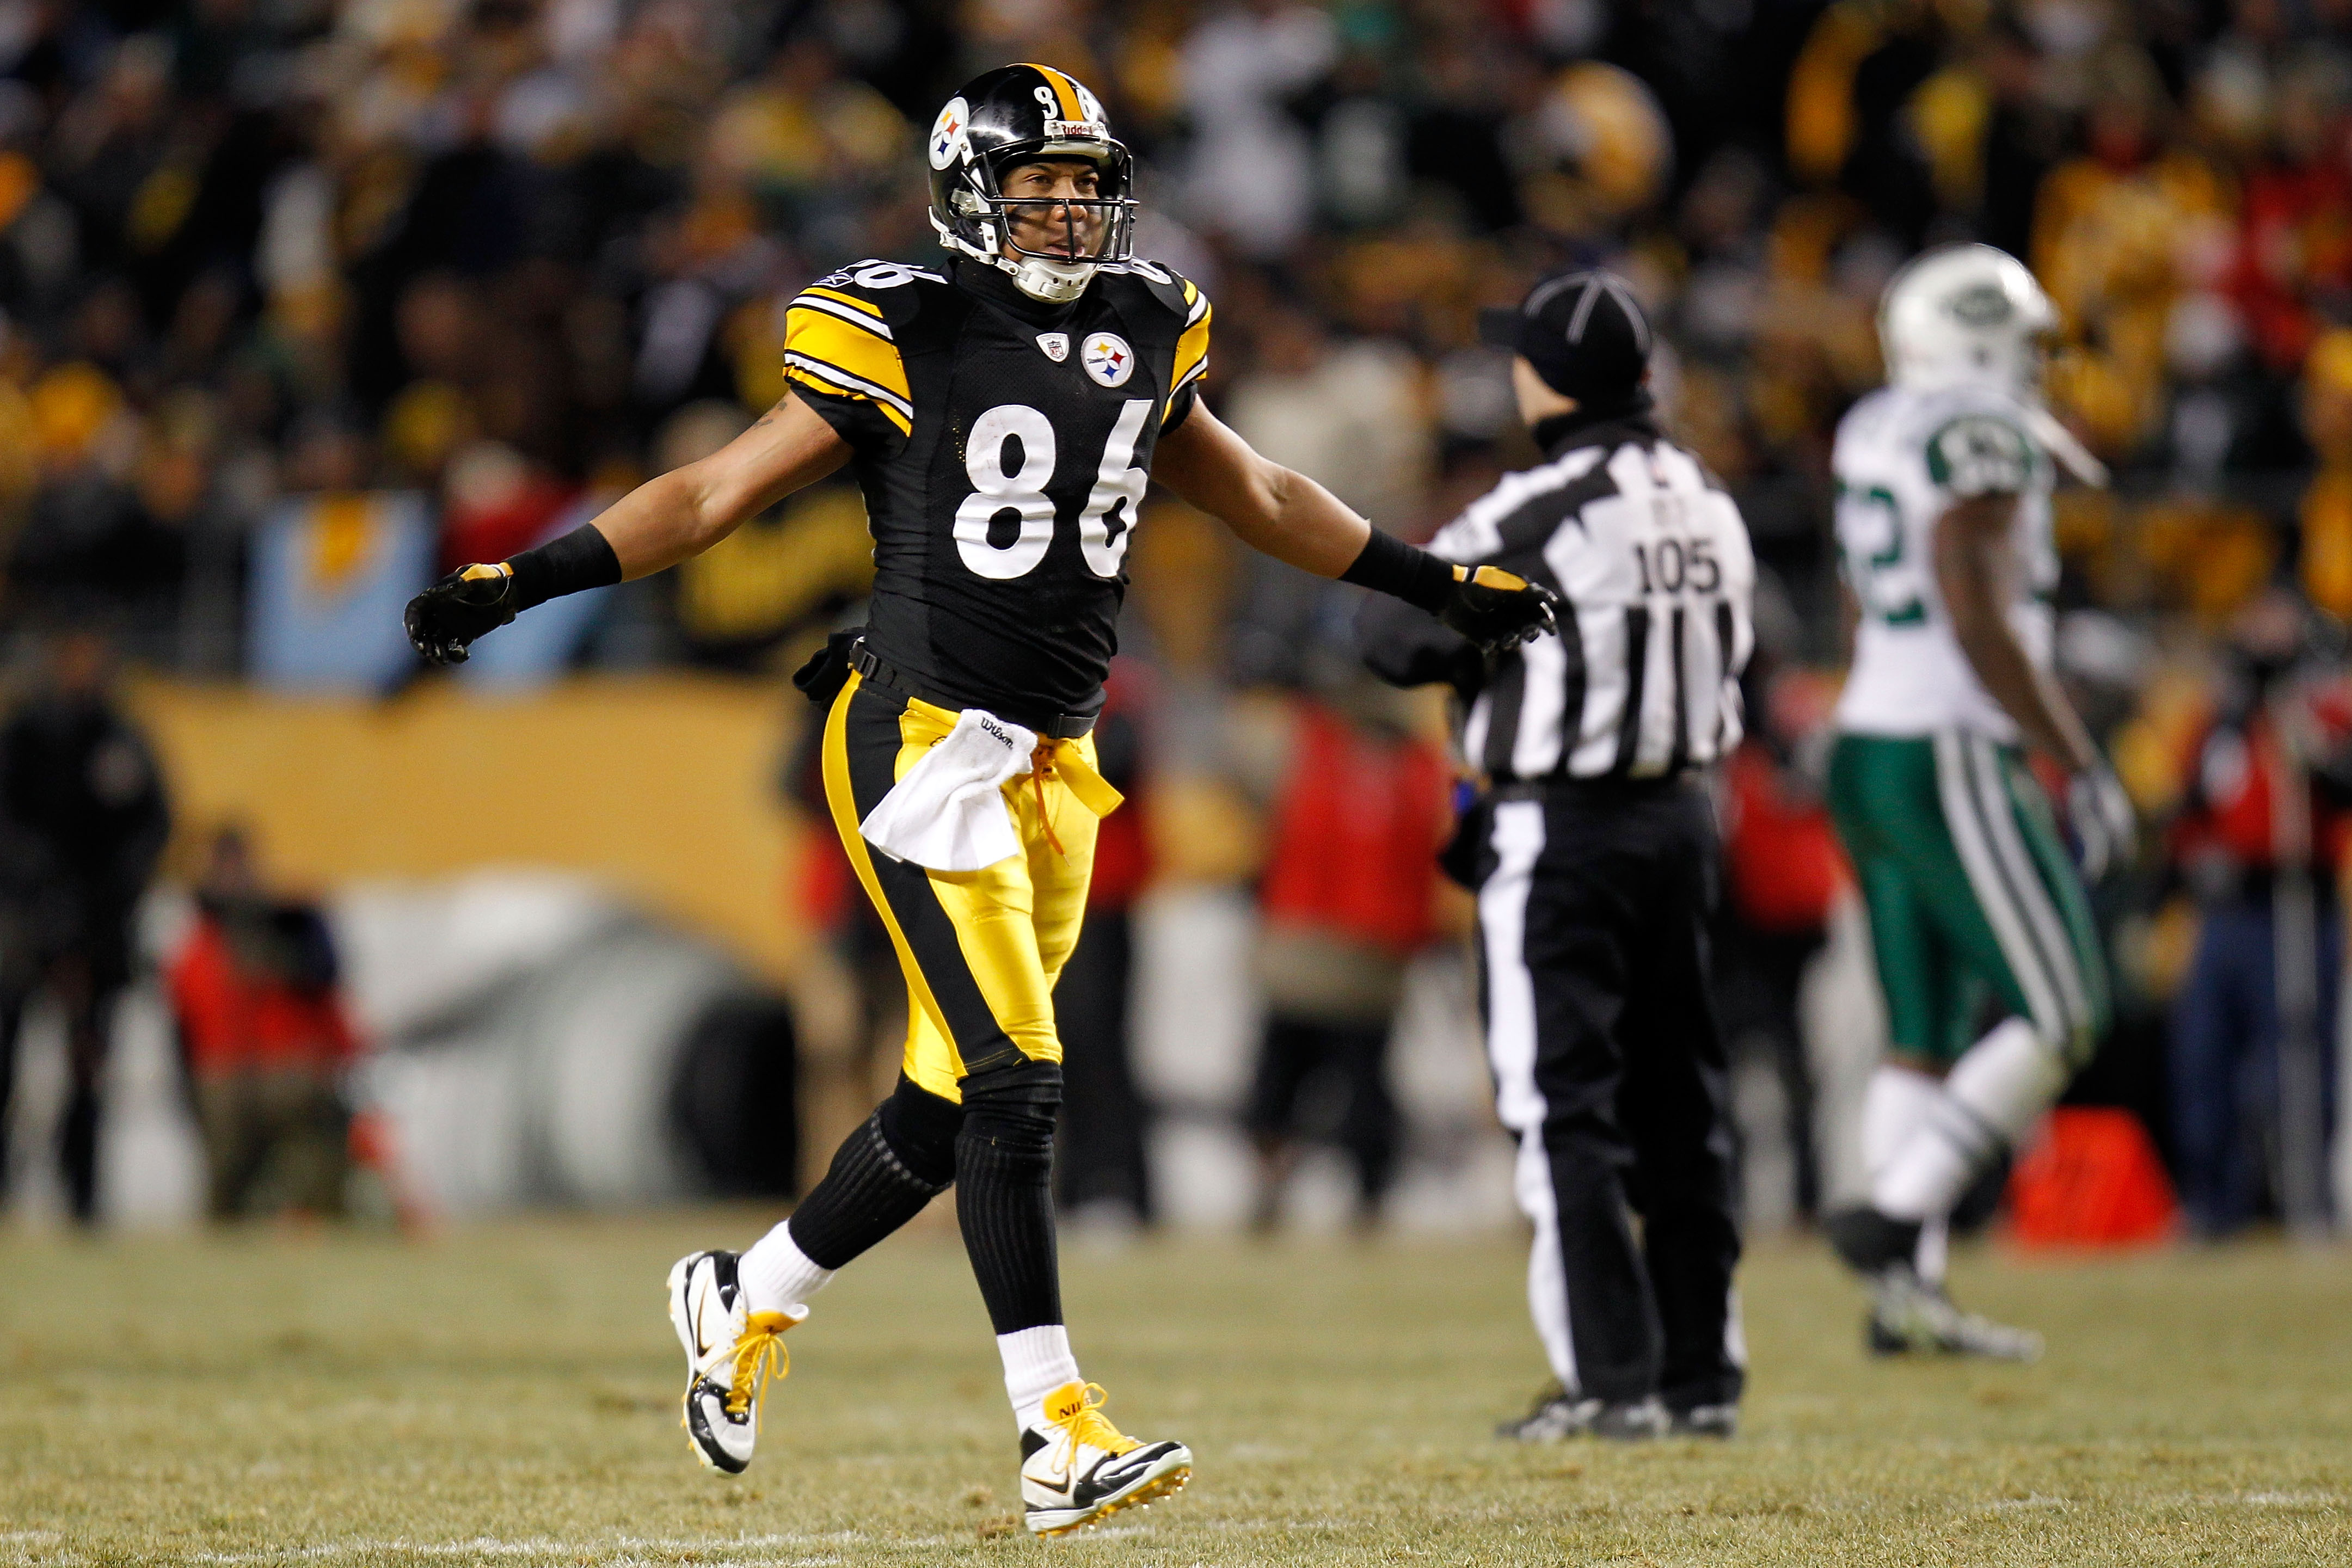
[1080,333,1134,387]
[1037,333,1070,362]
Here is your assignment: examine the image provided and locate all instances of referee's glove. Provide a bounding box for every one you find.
[2067,765,2137,882]
[1438,565,1562,655]
[405,562,518,665]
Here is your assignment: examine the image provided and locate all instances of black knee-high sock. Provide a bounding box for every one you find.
[786,1076,961,1269]
[956,1056,1064,1333]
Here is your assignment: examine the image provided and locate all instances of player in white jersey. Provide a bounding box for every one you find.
[1821,244,2136,1358]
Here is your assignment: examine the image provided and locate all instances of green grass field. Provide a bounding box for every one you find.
[2,1212,2348,1566]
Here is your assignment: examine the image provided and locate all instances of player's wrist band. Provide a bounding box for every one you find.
[1340,527,1457,614]
[505,524,623,611]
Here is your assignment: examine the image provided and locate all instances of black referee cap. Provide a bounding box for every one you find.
[1478,269,1653,403]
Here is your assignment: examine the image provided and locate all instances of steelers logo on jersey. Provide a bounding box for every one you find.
[1080,333,1135,388]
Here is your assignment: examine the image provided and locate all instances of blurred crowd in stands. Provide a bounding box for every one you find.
[4,0,2352,1232]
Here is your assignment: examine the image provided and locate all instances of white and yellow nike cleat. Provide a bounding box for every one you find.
[1018,1381,1191,1536]
[666,1250,805,1473]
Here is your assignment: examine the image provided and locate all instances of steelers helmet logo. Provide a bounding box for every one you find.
[928,97,968,170]
[1080,332,1134,387]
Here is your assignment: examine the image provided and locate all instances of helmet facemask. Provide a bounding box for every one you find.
[944,147,1137,302]
[928,67,1140,303]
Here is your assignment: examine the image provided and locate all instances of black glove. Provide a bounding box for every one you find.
[1436,564,1562,655]
[404,563,519,665]
[791,629,863,708]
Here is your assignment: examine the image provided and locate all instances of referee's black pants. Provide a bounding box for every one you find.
[1465,778,1745,1413]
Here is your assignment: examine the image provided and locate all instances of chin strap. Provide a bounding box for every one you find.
[937,230,1093,302]
[1004,253,1092,302]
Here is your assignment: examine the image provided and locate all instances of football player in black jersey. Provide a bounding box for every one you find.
[405,63,1557,1534]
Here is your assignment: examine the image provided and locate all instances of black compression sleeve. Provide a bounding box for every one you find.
[1339,527,1457,614]
[505,524,622,611]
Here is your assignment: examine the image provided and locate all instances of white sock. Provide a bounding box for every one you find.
[1863,1065,1949,1276]
[1915,1217,1949,1287]
[1944,1017,2068,1145]
[1874,1019,2066,1222]
[1860,1063,1943,1185]
[736,1219,836,1317]
[999,1324,1083,1431]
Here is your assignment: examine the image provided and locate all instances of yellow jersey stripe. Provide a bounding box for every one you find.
[784,304,914,431]
[1165,296,1211,422]
[803,285,882,318]
[785,356,914,434]
[783,353,912,415]
[794,292,894,339]
[1025,63,1083,120]
[819,674,966,1085]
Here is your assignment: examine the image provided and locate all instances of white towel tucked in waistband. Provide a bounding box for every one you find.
[858,708,1039,871]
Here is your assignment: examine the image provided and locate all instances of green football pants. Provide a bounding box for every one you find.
[1827,730,2109,1067]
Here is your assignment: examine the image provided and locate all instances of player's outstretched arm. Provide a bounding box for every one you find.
[404,395,851,665]
[1153,401,1559,654]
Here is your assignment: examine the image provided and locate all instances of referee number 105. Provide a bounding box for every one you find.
[1630,537,1722,595]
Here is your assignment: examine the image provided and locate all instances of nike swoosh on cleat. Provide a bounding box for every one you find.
[1032,1469,1075,1497]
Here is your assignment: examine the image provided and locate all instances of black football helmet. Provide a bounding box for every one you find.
[925,63,1137,302]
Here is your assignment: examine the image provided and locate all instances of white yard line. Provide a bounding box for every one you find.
[179,1535,903,1565]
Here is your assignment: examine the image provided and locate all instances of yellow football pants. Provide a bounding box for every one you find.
[820,671,1121,1102]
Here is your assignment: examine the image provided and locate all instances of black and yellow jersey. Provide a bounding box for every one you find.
[782,255,1211,727]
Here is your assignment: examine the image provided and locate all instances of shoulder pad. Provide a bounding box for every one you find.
[1106,257,1202,322]
[800,260,955,329]
[1925,409,2040,497]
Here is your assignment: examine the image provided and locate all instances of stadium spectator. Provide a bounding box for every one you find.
[2165,588,2351,1236]
[1238,668,1450,1232]
[2298,329,2352,619]
[1177,0,1335,257]
[169,825,359,1221]
[1224,298,1433,684]
[0,627,170,1223]
[1052,663,1156,1230]
[1715,662,1848,1225]
[2226,51,2352,379]
[8,360,186,653]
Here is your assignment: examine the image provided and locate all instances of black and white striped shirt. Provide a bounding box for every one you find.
[1364,414,1756,783]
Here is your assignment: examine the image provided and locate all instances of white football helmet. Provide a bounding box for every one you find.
[1878,243,2056,396]
[1879,242,2109,487]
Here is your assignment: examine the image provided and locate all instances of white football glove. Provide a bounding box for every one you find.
[2067,765,2136,882]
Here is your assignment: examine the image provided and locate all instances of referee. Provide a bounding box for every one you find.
[1361,269,1756,1440]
